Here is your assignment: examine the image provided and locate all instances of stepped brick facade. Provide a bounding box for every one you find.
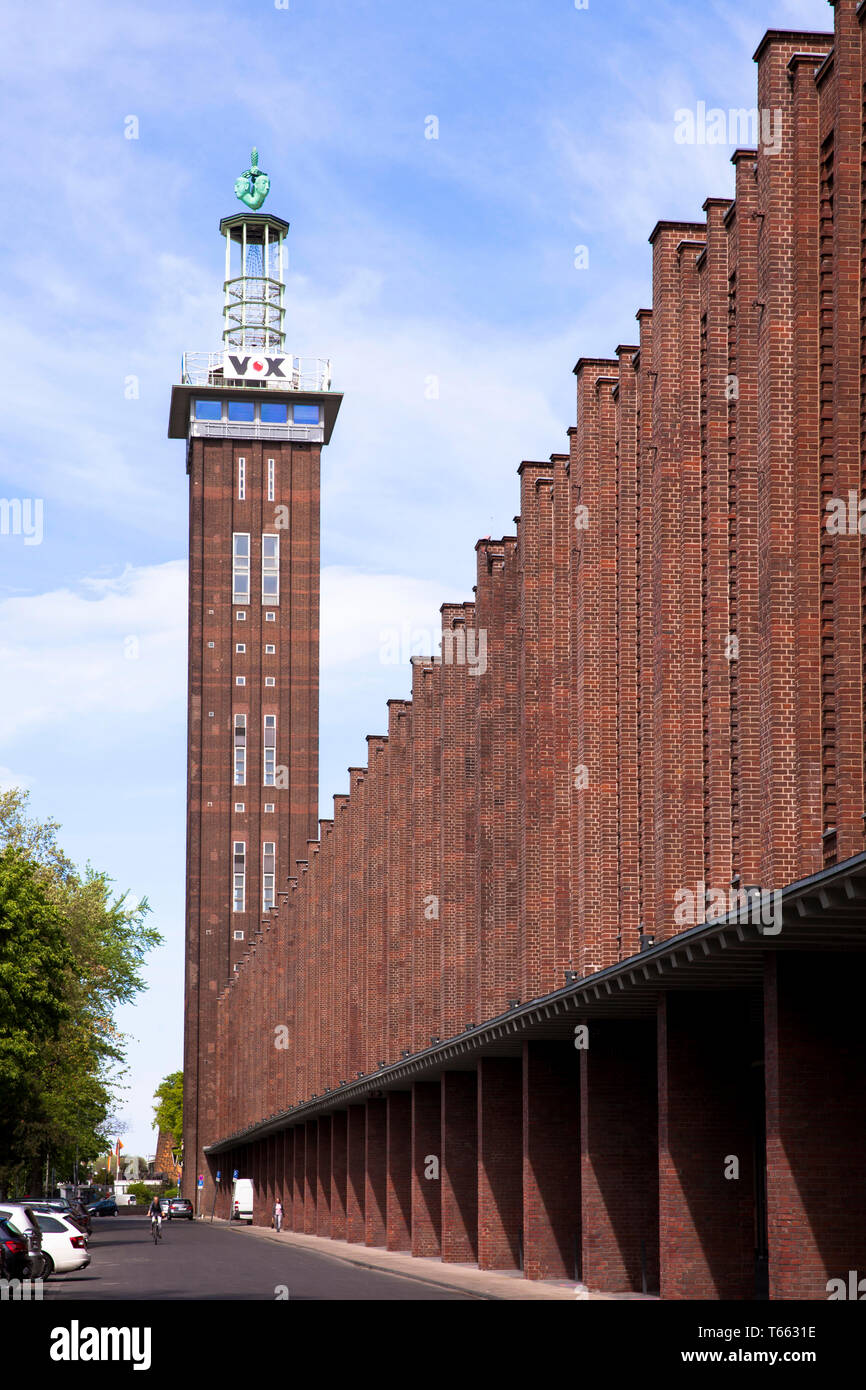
[154,1130,181,1185]
[190,2,866,1298]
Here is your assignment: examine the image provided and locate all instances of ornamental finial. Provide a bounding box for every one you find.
[234,147,270,211]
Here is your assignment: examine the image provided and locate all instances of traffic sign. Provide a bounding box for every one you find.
[233,1169,238,1181]
[197,1175,204,1188]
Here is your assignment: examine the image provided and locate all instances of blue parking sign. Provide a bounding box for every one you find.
[233,1169,238,1181]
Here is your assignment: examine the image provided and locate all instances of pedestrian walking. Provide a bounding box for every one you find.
[273,1197,283,1233]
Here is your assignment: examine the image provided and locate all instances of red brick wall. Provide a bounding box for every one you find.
[580,1021,658,1293]
[439,604,477,1036]
[477,1058,522,1270]
[570,368,620,972]
[764,953,866,1298]
[474,541,520,1017]
[411,1081,441,1257]
[410,658,440,1051]
[658,993,757,1298]
[204,14,866,1303]
[613,351,641,958]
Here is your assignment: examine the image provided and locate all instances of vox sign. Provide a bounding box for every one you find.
[224,352,292,381]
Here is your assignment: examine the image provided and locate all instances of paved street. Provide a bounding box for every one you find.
[40,1216,476,1301]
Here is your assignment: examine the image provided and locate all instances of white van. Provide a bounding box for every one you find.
[231,1178,254,1224]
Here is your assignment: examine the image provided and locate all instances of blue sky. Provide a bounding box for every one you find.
[0,0,831,1157]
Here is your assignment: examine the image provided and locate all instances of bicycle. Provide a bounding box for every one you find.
[151,1216,162,1245]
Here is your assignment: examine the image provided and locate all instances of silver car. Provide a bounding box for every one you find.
[0,1204,45,1279]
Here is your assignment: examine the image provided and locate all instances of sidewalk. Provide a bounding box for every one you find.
[205,1216,656,1300]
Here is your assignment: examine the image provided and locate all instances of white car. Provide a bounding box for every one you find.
[33,1210,90,1277]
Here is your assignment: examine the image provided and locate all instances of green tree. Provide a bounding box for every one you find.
[0,849,73,1191]
[153,1071,183,1160]
[125,1181,155,1205]
[0,789,162,1196]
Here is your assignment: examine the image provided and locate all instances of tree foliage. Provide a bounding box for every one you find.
[125,1181,155,1205]
[0,788,162,1196]
[153,1070,183,1147]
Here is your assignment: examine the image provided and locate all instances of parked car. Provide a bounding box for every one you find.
[25,1200,90,1239]
[65,1198,93,1236]
[86,1197,117,1217]
[0,1217,33,1280]
[167,1197,194,1221]
[0,1205,45,1278]
[33,1212,90,1277]
[158,1197,171,1216]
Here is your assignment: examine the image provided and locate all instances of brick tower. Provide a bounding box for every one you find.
[169,151,342,1204]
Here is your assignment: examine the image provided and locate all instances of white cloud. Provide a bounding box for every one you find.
[0,557,456,746]
[0,765,32,793]
[0,562,187,746]
[321,565,452,672]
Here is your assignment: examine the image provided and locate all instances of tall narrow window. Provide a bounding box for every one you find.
[262,842,275,912]
[232,533,250,603]
[267,458,275,502]
[237,457,246,501]
[234,714,246,786]
[262,533,279,604]
[232,841,246,913]
[263,714,276,786]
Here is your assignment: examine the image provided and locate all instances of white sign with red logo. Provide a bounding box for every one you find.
[223,351,292,382]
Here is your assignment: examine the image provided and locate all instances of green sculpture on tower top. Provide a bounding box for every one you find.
[234,147,270,211]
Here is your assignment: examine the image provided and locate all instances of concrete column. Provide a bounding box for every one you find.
[478,1057,522,1270]
[386,1092,412,1251]
[346,1105,366,1243]
[291,1129,304,1232]
[265,1135,276,1221]
[330,1111,348,1240]
[364,1098,387,1246]
[441,1071,478,1263]
[252,1141,264,1226]
[316,1116,332,1237]
[523,1041,580,1280]
[303,1120,318,1234]
[276,1131,290,1225]
[411,1081,441,1257]
[215,1154,228,1220]
[580,1020,658,1293]
[658,992,757,1299]
[765,953,866,1299]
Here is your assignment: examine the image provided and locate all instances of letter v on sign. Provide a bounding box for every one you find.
[227,356,250,375]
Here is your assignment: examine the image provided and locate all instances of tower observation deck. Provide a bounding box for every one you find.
[168,149,338,452]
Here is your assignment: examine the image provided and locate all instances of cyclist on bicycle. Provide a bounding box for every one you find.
[148,1196,162,1236]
